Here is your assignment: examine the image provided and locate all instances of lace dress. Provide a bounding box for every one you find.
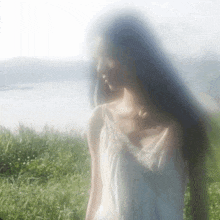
[94,104,189,220]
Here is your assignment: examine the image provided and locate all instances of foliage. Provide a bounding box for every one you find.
[0,125,90,220]
[0,114,219,219]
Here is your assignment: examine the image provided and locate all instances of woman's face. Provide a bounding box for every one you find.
[96,56,129,92]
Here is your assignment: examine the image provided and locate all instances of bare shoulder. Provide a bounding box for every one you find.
[88,105,104,131]
[87,105,105,153]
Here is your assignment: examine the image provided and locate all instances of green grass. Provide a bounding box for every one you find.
[205,114,220,219]
[0,114,220,219]
[0,125,91,220]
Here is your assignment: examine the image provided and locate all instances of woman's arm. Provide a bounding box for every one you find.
[85,106,104,220]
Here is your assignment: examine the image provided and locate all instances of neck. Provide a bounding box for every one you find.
[115,88,142,115]
[121,88,138,108]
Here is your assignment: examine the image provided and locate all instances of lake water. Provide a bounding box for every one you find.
[0,79,219,135]
[0,80,93,134]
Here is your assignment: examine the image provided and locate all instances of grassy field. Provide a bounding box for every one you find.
[0,114,220,220]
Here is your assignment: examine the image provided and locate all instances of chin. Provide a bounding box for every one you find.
[107,82,122,91]
[109,85,122,92]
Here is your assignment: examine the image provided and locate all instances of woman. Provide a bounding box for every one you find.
[86,8,212,220]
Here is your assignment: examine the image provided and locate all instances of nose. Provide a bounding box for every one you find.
[97,59,109,78]
[97,59,104,78]
[96,58,116,79]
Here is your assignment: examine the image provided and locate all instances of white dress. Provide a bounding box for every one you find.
[94,104,189,220]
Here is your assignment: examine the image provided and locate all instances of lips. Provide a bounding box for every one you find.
[103,75,109,83]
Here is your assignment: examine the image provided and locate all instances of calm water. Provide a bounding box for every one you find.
[0,80,93,134]
[0,78,219,135]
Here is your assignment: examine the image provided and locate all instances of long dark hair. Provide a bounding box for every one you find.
[87,8,216,219]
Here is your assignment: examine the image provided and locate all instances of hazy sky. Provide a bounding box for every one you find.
[0,0,220,61]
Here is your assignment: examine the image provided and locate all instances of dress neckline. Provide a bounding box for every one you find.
[102,104,174,172]
[104,104,128,133]
[103,103,135,144]
[103,104,163,147]
[102,103,172,151]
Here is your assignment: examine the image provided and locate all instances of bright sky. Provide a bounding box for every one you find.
[0,0,220,61]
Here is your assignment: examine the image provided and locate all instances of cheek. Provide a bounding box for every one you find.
[112,71,126,86]
[117,69,131,85]
[115,67,127,81]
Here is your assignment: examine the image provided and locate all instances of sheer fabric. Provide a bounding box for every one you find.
[94,104,189,220]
